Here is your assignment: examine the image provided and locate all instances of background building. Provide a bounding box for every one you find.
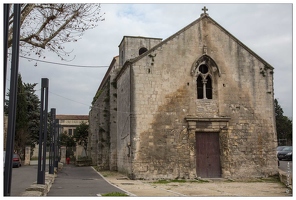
[56,115,89,136]
[31,115,89,159]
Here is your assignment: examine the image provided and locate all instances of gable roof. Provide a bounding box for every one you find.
[116,14,273,80]
[97,56,119,91]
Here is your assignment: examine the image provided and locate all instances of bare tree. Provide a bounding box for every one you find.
[7,4,104,60]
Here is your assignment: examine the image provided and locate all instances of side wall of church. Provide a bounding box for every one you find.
[117,66,133,176]
[109,73,118,171]
[89,65,119,171]
[128,17,277,180]
[89,81,111,170]
[88,104,98,165]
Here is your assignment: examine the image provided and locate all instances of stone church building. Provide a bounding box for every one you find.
[89,9,278,180]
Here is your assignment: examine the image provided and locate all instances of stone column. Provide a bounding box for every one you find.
[188,129,196,178]
[60,146,66,164]
[24,146,31,165]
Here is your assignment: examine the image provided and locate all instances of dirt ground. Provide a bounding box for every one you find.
[96,170,292,197]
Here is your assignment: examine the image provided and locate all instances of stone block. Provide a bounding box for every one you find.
[25,183,48,196]
[20,190,43,196]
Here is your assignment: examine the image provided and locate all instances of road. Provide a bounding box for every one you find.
[278,160,293,174]
[8,161,292,196]
[47,164,125,196]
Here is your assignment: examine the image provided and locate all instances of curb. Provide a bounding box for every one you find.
[91,166,137,197]
[20,162,64,196]
[278,169,292,194]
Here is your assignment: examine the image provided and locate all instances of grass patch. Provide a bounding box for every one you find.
[171,179,187,183]
[101,192,129,196]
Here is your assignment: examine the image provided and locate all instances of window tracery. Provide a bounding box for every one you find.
[196,64,212,99]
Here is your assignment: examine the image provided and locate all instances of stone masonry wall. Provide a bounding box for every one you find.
[109,73,118,171]
[119,37,162,66]
[88,104,98,165]
[97,81,111,170]
[127,16,277,180]
[117,66,133,176]
[89,81,111,170]
[204,17,277,178]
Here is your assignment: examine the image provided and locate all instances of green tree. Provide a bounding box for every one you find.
[24,83,40,152]
[14,74,29,158]
[73,122,89,156]
[59,132,76,147]
[5,75,41,158]
[275,99,292,145]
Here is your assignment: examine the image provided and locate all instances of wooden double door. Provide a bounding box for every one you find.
[196,132,221,178]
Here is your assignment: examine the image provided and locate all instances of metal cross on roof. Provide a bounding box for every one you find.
[202,6,208,14]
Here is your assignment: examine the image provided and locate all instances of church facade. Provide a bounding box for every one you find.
[89,10,278,180]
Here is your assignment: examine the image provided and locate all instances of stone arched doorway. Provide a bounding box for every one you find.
[185,116,230,178]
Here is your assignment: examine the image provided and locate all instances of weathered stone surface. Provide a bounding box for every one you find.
[20,190,43,196]
[25,183,48,195]
[89,14,277,180]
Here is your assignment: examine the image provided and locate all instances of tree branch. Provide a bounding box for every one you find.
[8,4,35,48]
[42,8,81,46]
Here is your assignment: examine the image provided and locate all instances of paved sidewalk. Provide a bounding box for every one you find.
[98,170,292,197]
[46,164,125,196]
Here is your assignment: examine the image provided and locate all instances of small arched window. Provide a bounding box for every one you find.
[139,47,148,55]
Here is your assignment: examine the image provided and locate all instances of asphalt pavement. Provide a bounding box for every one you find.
[10,165,39,196]
[279,160,293,174]
[46,164,128,196]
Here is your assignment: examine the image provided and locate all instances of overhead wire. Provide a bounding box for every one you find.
[49,90,135,115]
[6,55,136,114]
[11,54,110,68]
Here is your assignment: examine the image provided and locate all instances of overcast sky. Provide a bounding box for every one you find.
[4,3,293,118]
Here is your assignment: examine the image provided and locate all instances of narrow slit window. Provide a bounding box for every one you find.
[206,76,212,99]
[197,76,203,99]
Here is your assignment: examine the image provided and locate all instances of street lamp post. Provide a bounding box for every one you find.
[37,78,49,184]
[49,108,56,174]
[54,119,60,168]
[4,4,21,196]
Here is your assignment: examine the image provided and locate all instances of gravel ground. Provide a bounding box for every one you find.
[96,170,292,197]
